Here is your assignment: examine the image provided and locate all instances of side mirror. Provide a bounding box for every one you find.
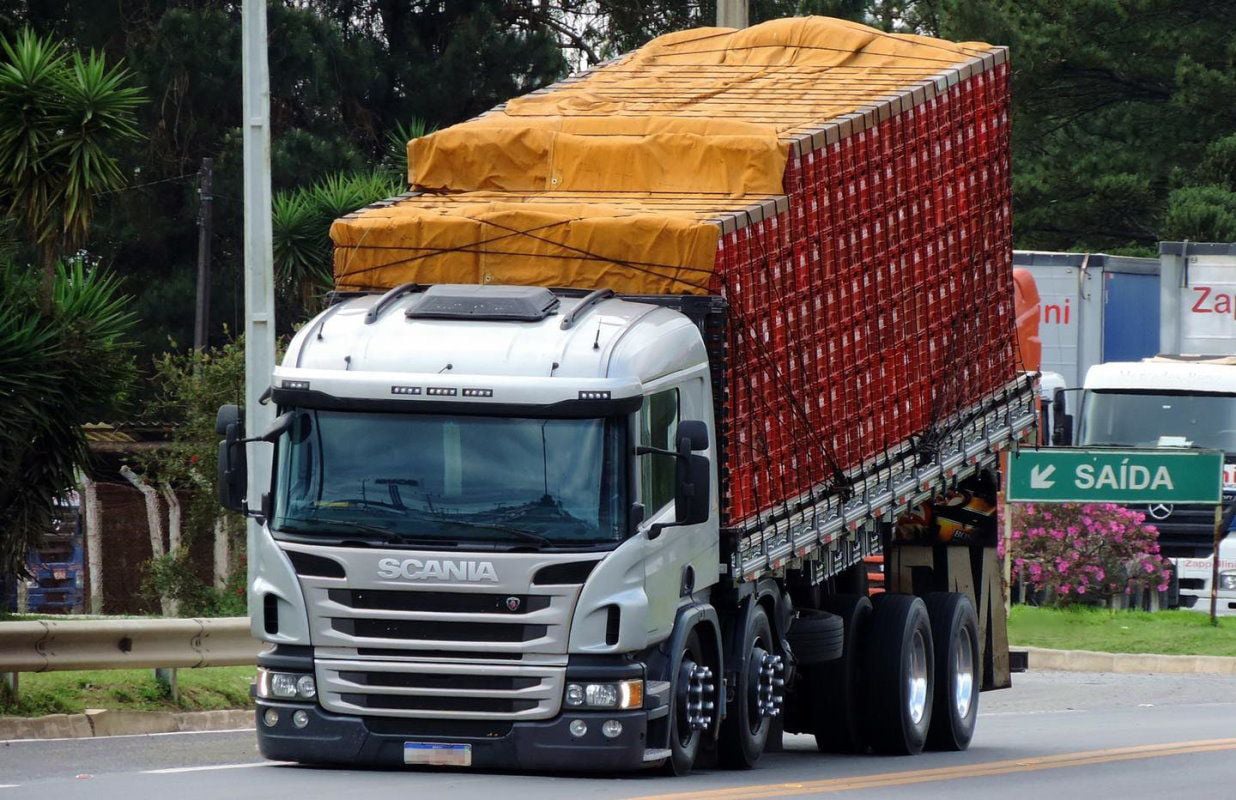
[216,404,247,513]
[674,453,711,526]
[645,420,713,539]
[677,420,709,452]
[1051,388,1074,446]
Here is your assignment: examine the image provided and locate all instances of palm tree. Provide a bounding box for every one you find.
[273,170,403,315]
[0,29,143,301]
[0,260,135,580]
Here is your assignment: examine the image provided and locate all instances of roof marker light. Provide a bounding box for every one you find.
[282,380,311,390]
[391,386,422,395]
[426,387,458,396]
[461,388,493,398]
[579,391,611,400]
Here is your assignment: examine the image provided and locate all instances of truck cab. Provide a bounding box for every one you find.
[225,285,722,770]
[1075,358,1236,566]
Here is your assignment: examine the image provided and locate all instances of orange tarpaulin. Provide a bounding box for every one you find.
[332,16,995,293]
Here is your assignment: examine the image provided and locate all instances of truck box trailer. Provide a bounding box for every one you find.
[218,17,1034,773]
[1013,250,1160,389]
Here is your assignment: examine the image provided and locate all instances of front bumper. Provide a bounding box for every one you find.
[255,700,654,771]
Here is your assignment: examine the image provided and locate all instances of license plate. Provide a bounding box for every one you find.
[403,742,471,767]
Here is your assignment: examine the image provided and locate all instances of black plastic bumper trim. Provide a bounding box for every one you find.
[255,701,650,772]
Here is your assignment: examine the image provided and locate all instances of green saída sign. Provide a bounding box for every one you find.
[1006,448,1223,504]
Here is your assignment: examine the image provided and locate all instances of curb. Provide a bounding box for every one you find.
[1024,646,1236,676]
[0,707,253,741]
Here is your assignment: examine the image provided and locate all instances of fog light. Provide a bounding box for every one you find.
[296,675,317,699]
[292,710,309,729]
[263,709,279,728]
[568,719,587,738]
[601,720,623,739]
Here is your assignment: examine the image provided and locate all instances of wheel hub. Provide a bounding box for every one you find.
[908,629,929,725]
[752,650,785,719]
[680,661,716,732]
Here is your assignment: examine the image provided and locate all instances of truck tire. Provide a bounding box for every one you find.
[787,609,844,665]
[666,629,713,775]
[719,605,777,769]
[923,592,980,752]
[862,593,934,755]
[811,594,872,753]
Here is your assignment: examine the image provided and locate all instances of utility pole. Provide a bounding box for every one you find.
[193,157,214,351]
[241,0,276,634]
[717,0,748,28]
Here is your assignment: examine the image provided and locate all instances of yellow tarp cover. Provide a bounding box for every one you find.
[332,16,992,293]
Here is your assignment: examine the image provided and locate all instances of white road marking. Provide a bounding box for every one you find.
[1,727,253,745]
[143,761,289,775]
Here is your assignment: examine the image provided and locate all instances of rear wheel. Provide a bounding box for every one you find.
[923,592,980,751]
[667,630,715,775]
[811,594,872,753]
[862,593,934,755]
[719,605,780,769]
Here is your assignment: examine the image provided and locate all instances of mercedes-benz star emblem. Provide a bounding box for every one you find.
[506,596,521,612]
[1147,503,1173,521]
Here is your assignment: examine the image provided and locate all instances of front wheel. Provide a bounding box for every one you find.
[666,630,716,775]
[862,593,934,755]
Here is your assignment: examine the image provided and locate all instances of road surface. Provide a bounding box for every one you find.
[1,671,1233,799]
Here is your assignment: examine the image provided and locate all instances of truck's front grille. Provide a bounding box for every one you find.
[341,693,539,714]
[329,589,551,615]
[331,618,548,643]
[356,647,522,661]
[317,659,565,720]
[1141,503,1225,558]
[337,671,539,691]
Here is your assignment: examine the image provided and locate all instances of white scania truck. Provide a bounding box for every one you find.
[217,286,1033,773]
[215,18,1033,774]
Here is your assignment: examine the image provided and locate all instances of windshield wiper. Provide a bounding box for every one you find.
[277,516,400,542]
[435,518,552,546]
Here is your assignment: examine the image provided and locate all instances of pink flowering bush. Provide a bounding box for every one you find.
[1009,503,1173,606]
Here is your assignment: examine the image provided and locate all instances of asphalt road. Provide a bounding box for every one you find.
[2,671,1234,799]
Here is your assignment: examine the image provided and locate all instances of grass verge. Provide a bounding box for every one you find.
[1008,604,1236,657]
[0,666,254,717]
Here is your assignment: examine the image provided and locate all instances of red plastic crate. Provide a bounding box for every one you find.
[714,65,1015,529]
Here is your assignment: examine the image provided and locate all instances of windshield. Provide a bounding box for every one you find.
[273,410,627,548]
[1079,391,1236,452]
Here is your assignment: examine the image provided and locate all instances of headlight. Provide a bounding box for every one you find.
[563,679,643,710]
[256,668,317,701]
[1220,571,1236,591]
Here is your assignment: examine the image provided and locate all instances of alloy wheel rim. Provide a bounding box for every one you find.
[954,625,975,719]
[907,628,929,725]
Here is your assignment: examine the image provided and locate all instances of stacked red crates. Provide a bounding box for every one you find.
[716,63,1015,528]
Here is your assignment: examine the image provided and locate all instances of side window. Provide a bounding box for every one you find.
[640,388,680,514]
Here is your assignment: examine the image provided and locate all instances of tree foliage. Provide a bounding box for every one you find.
[0,28,142,284]
[938,0,1236,252]
[140,336,247,616]
[0,260,136,578]
[272,170,402,315]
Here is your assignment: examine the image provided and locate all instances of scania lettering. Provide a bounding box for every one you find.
[217,18,1033,775]
[377,558,500,583]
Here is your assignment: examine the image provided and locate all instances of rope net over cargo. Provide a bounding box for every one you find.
[329,16,1022,533]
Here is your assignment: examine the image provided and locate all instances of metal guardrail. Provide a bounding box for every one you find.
[0,617,258,673]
